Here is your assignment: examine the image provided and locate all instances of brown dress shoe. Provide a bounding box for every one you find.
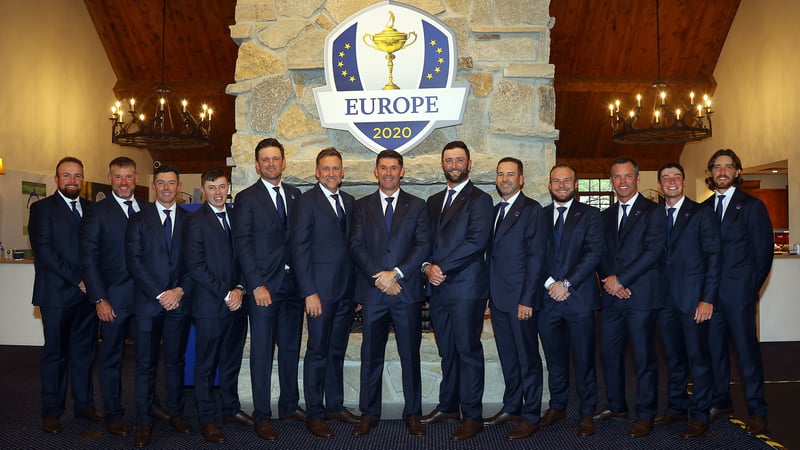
[709,407,733,422]
[255,419,277,440]
[745,415,767,435]
[452,420,483,441]
[325,409,360,424]
[628,419,654,438]
[483,411,520,426]
[682,419,707,438]
[506,421,540,440]
[106,418,129,437]
[150,406,170,421]
[169,416,193,434]
[42,416,62,434]
[407,416,425,436]
[201,423,225,443]
[352,416,377,436]
[223,410,254,427]
[279,408,306,421]
[307,418,334,438]
[420,409,460,424]
[593,409,628,421]
[133,424,152,447]
[654,411,688,426]
[74,408,103,422]
[540,408,566,427]
[578,416,595,437]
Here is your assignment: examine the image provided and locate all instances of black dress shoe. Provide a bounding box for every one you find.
[593,409,628,421]
[352,416,377,436]
[654,412,688,426]
[745,415,767,435]
[682,419,707,438]
[506,421,539,440]
[223,410,254,427]
[540,408,566,427]
[710,407,733,422]
[133,424,152,447]
[169,416,193,434]
[106,418,129,437]
[307,418,334,438]
[407,416,425,436]
[628,419,653,438]
[420,409,460,424]
[452,420,483,441]
[150,406,170,421]
[578,416,595,437]
[255,419,277,440]
[42,416,61,434]
[279,408,306,421]
[201,423,225,443]
[483,411,520,426]
[325,408,360,424]
[74,408,103,422]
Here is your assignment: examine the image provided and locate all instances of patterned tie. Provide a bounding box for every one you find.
[494,202,509,236]
[667,207,676,238]
[274,186,287,230]
[70,200,81,223]
[384,197,394,235]
[554,206,567,249]
[216,211,231,240]
[124,200,135,218]
[619,204,629,234]
[331,194,346,234]
[163,209,172,251]
[716,194,725,222]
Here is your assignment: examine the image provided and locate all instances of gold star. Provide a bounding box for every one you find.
[339,51,345,57]
[341,70,348,76]
[438,57,444,64]
[429,40,437,46]
[426,73,433,79]
[337,61,344,68]
[349,76,356,82]
[435,67,441,73]
[436,47,443,54]
[344,43,351,49]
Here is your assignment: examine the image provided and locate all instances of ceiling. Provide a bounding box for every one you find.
[83,0,740,176]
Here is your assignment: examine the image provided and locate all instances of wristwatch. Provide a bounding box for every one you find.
[393,268,402,281]
[420,262,431,274]
[561,279,572,289]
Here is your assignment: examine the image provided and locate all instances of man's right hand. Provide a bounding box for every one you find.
[95,300,116,322]
[253,285,272,307]
[305,294,322,317]
[424,264,447,286]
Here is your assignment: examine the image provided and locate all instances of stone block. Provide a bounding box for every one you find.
[473,37,536,62]
[276,105,325,140]
[249,74,293,133]
[235,41,286,81]
[257,19,315,49]
[274,0,324,18]
[489,80,535,132]
[287,29,327,69]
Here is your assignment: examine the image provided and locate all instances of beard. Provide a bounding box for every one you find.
[444,167,469,184]
[59,186,81,199]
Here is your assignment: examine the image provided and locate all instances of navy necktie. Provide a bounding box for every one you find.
[163,209,172,251]
[384,197,394,235]
[274,186,287,230]
[554,206,567,249]
[667,207,675,238]
[494,202,509,236]
[716,194,725,222]
[331,194,346,234]
[443,189,456,212]
[619,204,629,233]
[216,211,231,240]
[70,200,81,223]
[124,200,135,218]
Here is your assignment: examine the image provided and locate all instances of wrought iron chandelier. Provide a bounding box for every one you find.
[608,0,713,145]
[109,0,211,149]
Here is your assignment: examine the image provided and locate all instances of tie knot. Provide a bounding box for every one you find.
[71,200,77,207]
[216,212,226,220]
[164,209,171,217]
[330,194,339,201]
[124,200,132,206]
[667,207,675,216]
[621,204,629,212]
[386,197,394,204]
[718,194,726,200]
[448,189,456,196]
[557,206,567,214]
[500,201,509,208]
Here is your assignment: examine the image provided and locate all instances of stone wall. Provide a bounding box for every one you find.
[227,0,557,201]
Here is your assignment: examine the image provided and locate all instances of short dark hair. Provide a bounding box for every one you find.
[549,163,577,180]
[497,157,523,174]
[376,149,403,168]
[316,147,342,167]
[441,140,470,161]
[55,156,83,175]
[255,138,285,161]
[705,148,743,190]
[657,162,685,180]
[154,163,180,180]
[610,156,639,177]
[201,168,227,186]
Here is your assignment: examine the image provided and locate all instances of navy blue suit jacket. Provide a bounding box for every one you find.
[183,203,243,319]
[487,193,547,312]
[542,201,603,312]
[426,181,493,301]
[702,188,773,305]
[232,180,301,294]
[599,194,666,310]
[663,198,722,315]
[125,203,192,318]
[80,196,142,312]
[29,194,91,308]
[291,184,356,302]
[349,190,430,304]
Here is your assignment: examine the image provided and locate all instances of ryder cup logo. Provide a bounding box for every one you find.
[314,1,469,155]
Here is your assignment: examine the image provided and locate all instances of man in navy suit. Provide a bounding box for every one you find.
[702,149,773,435]
[596,156,666,438]
[81,156,164,436]
[184,169,251,443]
[421,141,493,441]
[655,162,721,439]
[291,148,359,438]
[484,157,546,440]
[233,137,304,441]
[29,157,99,434]
[538,163,603,438]
[348,150,430,437]
[125,164,193,446]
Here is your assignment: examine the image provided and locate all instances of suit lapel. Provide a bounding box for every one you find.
[390,191,411,236]
[495,194,524,239]
[618,195,645,241]
[439,182,472,229]
[669,200,694,245]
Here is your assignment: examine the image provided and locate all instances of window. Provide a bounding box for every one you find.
[578,178,614,210]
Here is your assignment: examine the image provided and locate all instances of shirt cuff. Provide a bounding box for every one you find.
[544,276,556,289]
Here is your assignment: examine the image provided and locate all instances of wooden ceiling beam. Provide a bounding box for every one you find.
[555,74,718,94]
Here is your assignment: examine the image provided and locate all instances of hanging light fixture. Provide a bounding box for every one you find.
[608,0,713,145]
[109,0,211,149]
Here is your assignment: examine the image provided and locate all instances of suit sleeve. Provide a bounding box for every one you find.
[124,214,163,301]
[28,200,81,286]
[182,214,228,299]
[438,193,493,275]
[519,202,547,309]
[80,203,108,302]
[617,205,666,286]
[232,191,262,291]
[566,207,604,287]
[749,198,774,290]
[348,201,382,276]
[290,196,317,298]
[699,205,722,304]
